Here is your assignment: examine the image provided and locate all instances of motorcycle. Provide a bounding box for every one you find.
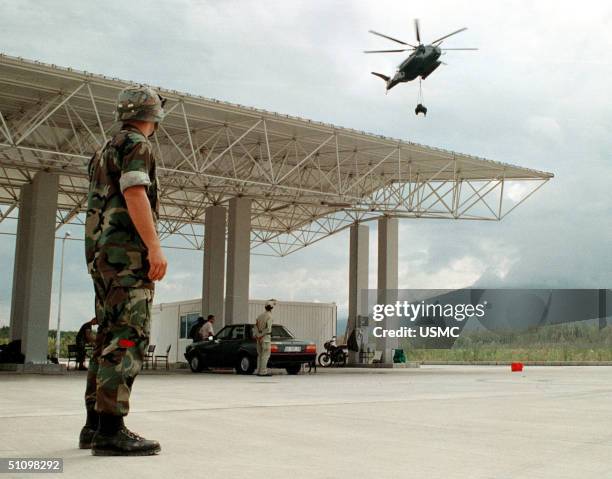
[317,336,348,367]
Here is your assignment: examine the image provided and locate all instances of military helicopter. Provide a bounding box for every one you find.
[365,19,477,115]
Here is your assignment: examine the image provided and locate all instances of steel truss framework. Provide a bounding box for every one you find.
[0,54,553,256]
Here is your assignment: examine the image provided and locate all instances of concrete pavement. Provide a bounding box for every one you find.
[1,366,611,479]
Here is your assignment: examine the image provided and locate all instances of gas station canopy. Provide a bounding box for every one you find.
[0,54,552,256]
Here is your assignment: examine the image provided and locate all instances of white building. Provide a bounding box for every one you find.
[150,298,337,364]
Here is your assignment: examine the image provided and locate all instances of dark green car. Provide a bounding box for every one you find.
[184,323,316,375]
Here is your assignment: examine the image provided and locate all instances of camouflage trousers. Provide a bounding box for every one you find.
[85,274,153,416]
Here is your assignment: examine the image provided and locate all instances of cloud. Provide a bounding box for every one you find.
[526,116,562,144]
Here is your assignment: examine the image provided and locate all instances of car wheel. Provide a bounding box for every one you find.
[318,352,332,368]
[235,354,255,375]
[189,355,203,373]
[285,364,301,375]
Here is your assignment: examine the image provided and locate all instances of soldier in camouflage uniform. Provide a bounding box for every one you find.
[79,86,167,456]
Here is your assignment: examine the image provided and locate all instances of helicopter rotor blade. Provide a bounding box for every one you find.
[368,30,416,47]
[414,18,421,44]
[440,48,478,50]
[431,27,468,45]
[364,48,414,53]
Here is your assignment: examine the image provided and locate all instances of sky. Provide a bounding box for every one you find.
[0,0,610,332]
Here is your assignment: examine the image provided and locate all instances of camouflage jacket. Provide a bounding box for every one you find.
[85,125,159,289]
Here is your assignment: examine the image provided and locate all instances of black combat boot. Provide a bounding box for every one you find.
[78,409,99,449]
[91,413,161,456]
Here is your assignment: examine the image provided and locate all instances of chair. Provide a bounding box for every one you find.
[371,350,384,364]
[67,344,79,370]
[144,344,156,370]
[154,345,171,370]
[358,349,375,364]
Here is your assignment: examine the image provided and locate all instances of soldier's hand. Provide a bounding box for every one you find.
[148,245,168,281]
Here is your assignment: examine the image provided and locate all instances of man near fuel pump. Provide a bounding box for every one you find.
[254,300,277,376]
[79,85,168,456]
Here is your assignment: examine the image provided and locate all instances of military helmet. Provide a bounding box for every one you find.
[115,85,166,123]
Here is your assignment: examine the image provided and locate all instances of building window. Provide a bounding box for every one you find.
[179,312,201,339]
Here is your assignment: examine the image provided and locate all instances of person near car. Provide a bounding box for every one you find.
[254,299,276,376]
[75,317,97,371]
[199,315,215,340]
[188,316,206,342]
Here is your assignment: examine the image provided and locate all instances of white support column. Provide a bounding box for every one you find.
[202,205,227,329]
[225,197,251,325]
[377,216,399,364]
[347,223,369,365]
[9,185,33,342]
[9,172,59,363]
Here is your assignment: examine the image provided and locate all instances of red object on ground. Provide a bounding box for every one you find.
[118,339,136,348]
[511,362,524,372]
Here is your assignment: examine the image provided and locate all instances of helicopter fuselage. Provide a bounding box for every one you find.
[387,44,442,90]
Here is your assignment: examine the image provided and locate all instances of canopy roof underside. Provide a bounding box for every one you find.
[0,54,553,256]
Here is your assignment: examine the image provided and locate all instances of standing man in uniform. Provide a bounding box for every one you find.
[79,86,167,456]
[199,314,216,340]
[254,300,276,376]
